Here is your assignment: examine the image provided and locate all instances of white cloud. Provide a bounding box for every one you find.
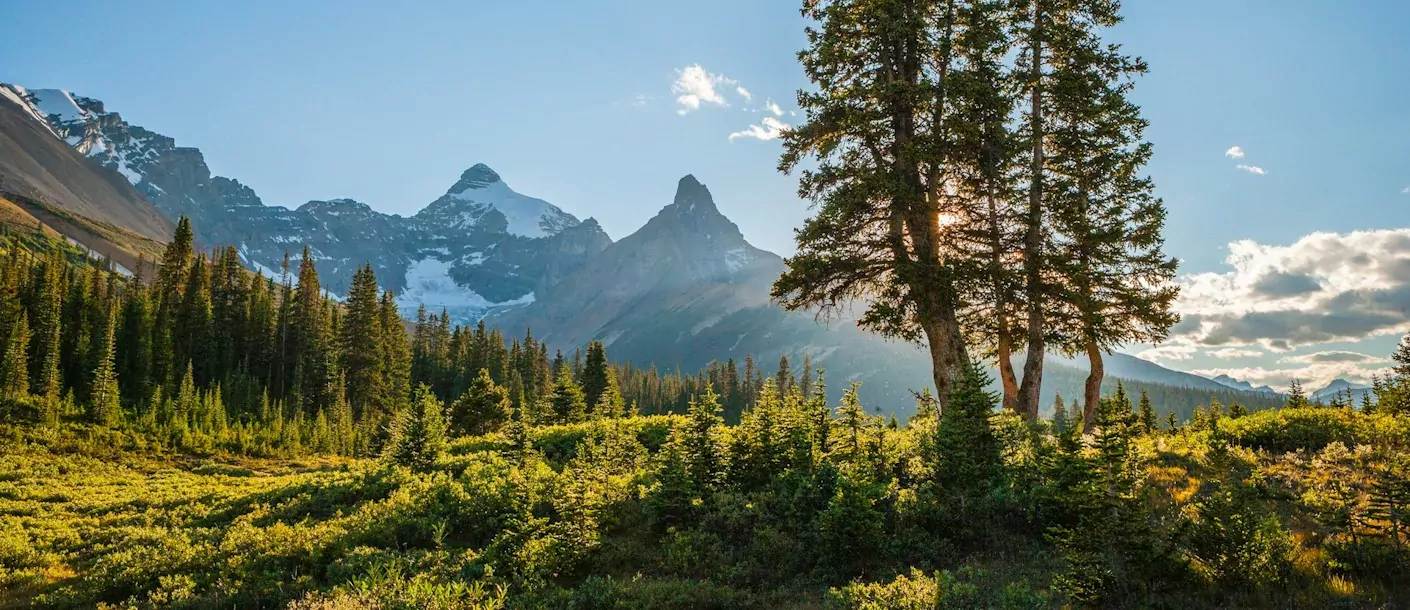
[765,99,783,116]
[728,116,790,142]
[1173,228,1410,351]
[673,64,738,114]
[736,86,752,101]
[1137,344,1198,362]
[1278,351,1385,365]
[631,94,652,108]
[1191,361,1391,393]
[1236,164,1266,175]
[1225,146,1245,159]
[1402,186,1409,194]
[1208,347,1263,359]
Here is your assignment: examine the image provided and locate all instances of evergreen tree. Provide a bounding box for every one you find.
[547,366,587,424]
[1044,7,1177,431]
[88,308,121,427]
[1137,390,1157,434]
[379,290,412,413]
[175,254,213,384]
[340,263,386,420]
[580,340,611,411]
[1052,394,1070,436]
[682,384,725,492]
[775,354,794,396]
[1393,332,1410,378]
[33,258,63,412]
[383,384,448,471]
[292,247,334,410]
[834,382,873,464]
[117,277,153,403]
[594,367,625,418]
[1287,379,1309,409]
[1,311,29,402]
[931,358,1002,525]
[153,217,194,388]
[328,371,356,456]
[450,368,511,436]
[773,0,972,408]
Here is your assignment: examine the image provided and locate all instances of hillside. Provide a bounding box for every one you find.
[0,85,173,265]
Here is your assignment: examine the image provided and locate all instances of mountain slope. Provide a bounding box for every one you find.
[3,83,611,313]
[0,85,173,243]
[488,175,937,411]
[1051,352,1244,393]
[1210,374,1277,394]
[1312,379,1373,404]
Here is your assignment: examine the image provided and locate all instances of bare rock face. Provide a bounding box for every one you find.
[2,84,612,317]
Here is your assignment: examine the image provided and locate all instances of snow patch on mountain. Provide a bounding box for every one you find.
[395,257,535,320]
[26,89,88,124]
[444,180,572,238]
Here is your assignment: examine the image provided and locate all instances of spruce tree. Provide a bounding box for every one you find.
[32,254,64,409]
[682,384,725,492]
[379,290,412,413]
[1137,390,1157,434]
[1043,0,1177,432]
[153,217,194,388]
[384,384,449,471]
[340,263,386,419]
[1,311,29,402]
[1052,394,1070,436]
[547,366,587,424]
[834,382,872,465]
[175,254,213,384]
[580,340,611,411]
[292,247,333,410]
[450,368,511,436]
[1393,332,1410,378]
[1287,379,1308,409]
[932,358,1002,522]
[594,367,626,418]
[773,0,972,407]
[88,309,121,427]
[775,354,794,396]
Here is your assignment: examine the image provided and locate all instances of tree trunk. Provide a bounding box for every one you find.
[922,314,967,413]
[1083,339,1103,433]
[997,335,1020,413]
[1016,0,1045,422]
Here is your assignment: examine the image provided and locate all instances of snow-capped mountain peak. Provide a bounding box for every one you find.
[25,88,89,125]
[417,163,581,239]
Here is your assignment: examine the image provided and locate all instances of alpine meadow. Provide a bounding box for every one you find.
[3,0,1410,608]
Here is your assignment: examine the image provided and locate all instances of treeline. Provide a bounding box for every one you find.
[0,220,819,455]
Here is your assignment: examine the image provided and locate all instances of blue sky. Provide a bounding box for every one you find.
[5,0,1410,391]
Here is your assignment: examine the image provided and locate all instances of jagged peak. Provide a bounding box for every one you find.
[447,163,503,193]
[671,174,719,216]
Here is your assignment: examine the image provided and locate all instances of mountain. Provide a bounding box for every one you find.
[488,175,940,411]
[7,81,1275,418]
[1051,352,1237,392]
[1311,378,1373,403]
[1,83,611,317]
[1210,374,1278,395]
[0,85,172,269]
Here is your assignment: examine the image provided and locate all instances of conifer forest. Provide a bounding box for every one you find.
[4,1,1410,609]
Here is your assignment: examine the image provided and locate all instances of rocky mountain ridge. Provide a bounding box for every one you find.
[0,84,611,317]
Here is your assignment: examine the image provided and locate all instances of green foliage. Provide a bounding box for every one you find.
[450,369,511,436]
[384,385,449,471]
